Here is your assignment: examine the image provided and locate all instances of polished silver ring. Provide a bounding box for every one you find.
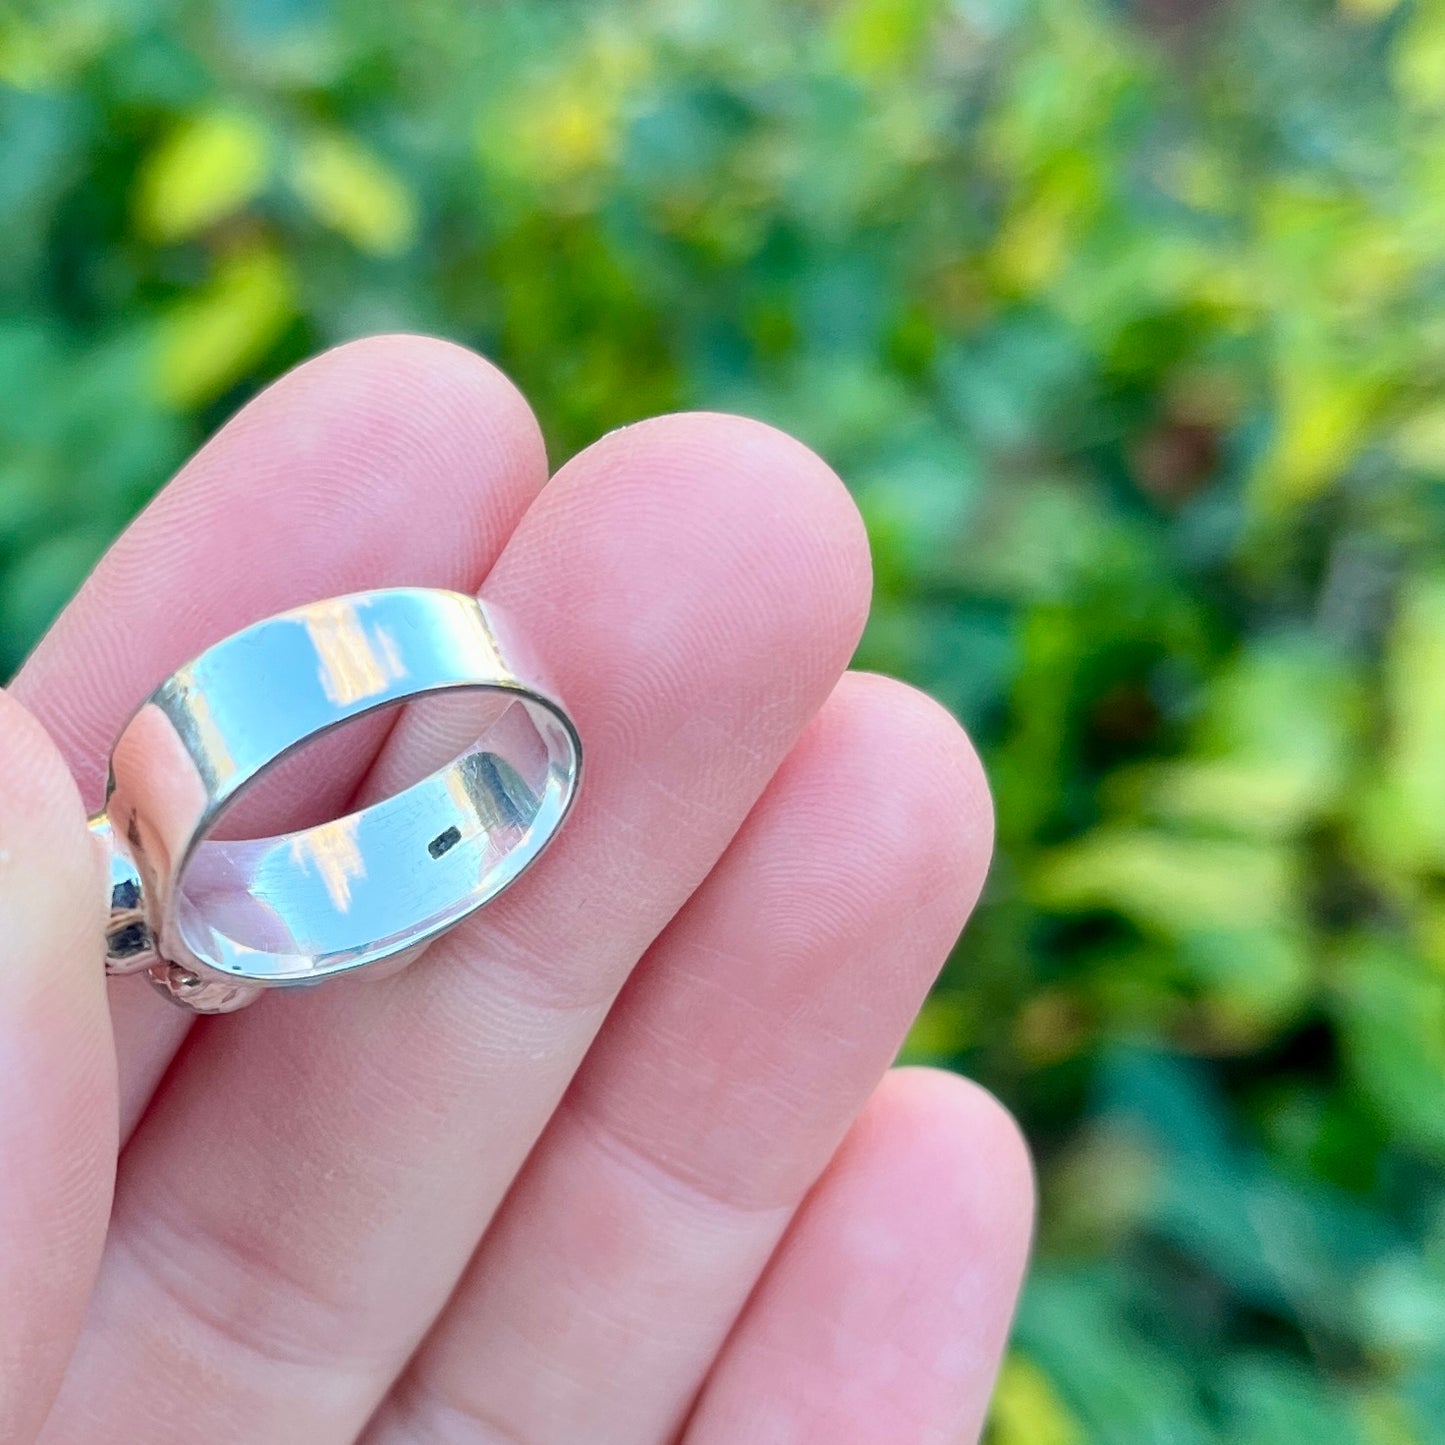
[88,588,581,1015]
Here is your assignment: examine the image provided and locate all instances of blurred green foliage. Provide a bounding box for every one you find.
[5,0,1445,1437]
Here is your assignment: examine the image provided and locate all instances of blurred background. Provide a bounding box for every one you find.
[3,0,1443,1438]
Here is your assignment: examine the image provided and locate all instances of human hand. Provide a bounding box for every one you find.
[1,337,1033,1445]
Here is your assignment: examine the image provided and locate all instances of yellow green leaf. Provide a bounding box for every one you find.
[830,0,936,81]
[988,1354,1083,1445]
[0,10,110,91]
[991,155,1100,296]
[1391,401,1445,471]
[899,990,975,1060]
[1361,573,1445,876]
[1355,1388,1428,1445]
[153,246,294,409]
[1336,937,1445,1161]
[1140,760,1332,839]
[1249,352,1380,513]
[1396,0,1445,108]
[1031,829,1297,935]
[134,111,272,244]
[291,131,418,256]
[477,35,649,197]
[1122,642,1360,839]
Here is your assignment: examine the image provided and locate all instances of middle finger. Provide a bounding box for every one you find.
[44,412,870,1445]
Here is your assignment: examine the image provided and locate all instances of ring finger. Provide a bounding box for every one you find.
[365,671,997,1445]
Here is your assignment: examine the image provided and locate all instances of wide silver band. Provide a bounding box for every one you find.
[89,588,581,1014]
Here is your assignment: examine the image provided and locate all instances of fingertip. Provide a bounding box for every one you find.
[18,333,549,805]
[828,1067,1035,1430]
[200,333,549,540]
[873,1066,1037,1242]
[685,1066,1033,1445]
[817,671,995,914]
[555,410,873,661]
[283,333,544,453]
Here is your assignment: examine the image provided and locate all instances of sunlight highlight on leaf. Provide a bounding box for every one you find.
[988,1354,1083,1445]
[152,246,294,409]
[290,131,418,256]
[134,111,272,243]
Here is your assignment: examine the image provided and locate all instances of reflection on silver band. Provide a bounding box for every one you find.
[89,588,581,1014]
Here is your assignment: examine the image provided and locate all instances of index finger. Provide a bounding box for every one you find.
[11,334,549,1135]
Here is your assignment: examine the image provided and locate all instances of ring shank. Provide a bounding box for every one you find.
[100,590,580,996]
[176,692,575,982]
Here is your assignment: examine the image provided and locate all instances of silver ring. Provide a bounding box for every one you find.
[87,588,582,1014]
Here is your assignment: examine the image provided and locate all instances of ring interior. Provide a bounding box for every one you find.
[172,693,576,983]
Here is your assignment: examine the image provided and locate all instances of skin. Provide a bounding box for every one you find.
[0,336,1034,1445]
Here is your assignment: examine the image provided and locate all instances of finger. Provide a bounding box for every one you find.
[11,335,547,1137]
[0,692,115,1443]
[364,671,993,1445]
[684,1067,1034,1445]
[43,413,872,1445]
